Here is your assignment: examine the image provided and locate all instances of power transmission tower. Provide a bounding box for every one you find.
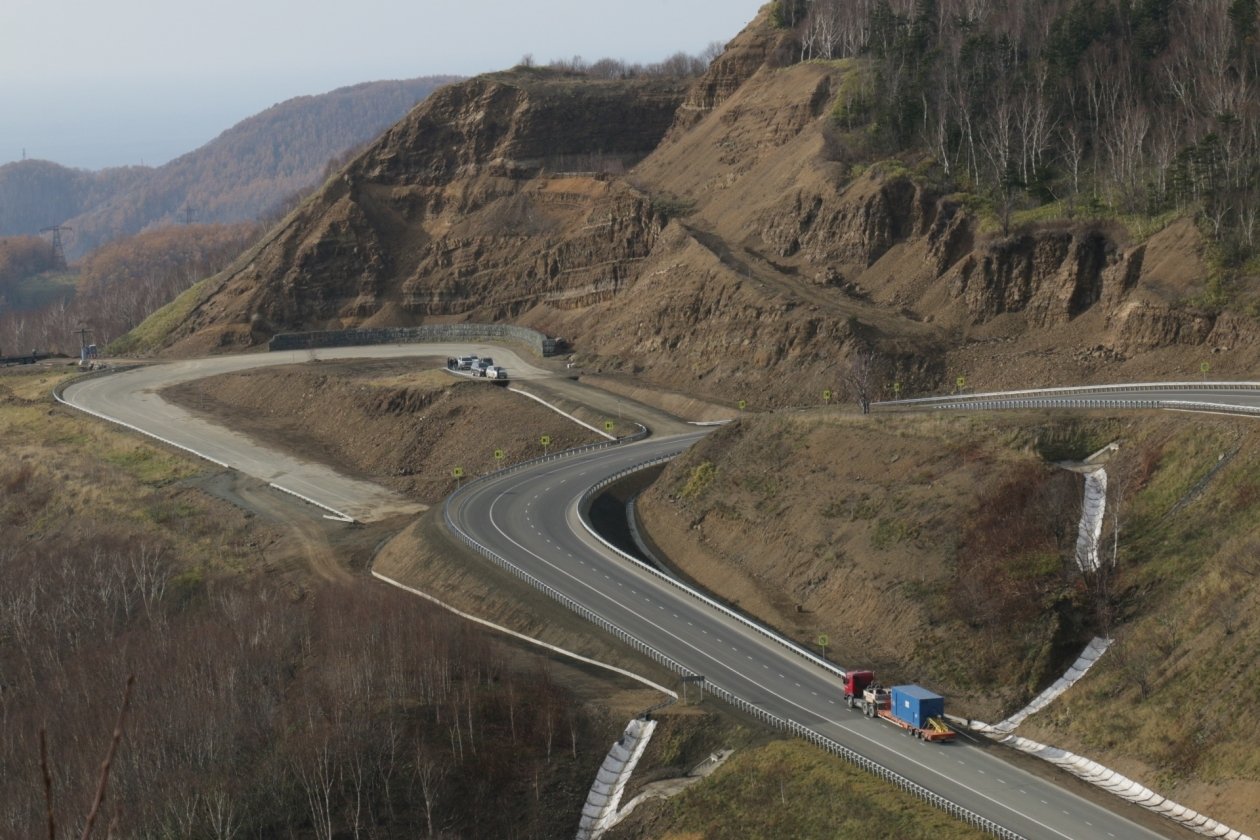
[39,224,72,268]
[180,204,198,225]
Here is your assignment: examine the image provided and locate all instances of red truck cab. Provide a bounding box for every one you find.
[844,670,876,703]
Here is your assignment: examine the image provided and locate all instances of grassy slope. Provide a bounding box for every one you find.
[1023,416,1260,827]
[613,728,986,840]
[636,408,1260,830]
[1,366,223,548]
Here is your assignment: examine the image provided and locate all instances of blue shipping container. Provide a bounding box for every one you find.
[890,685,945,728]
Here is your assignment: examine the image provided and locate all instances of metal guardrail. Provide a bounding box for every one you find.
[704,679,1025,840]
[576,457,849,682]
[440,443,1028,840]
[881,396,1260,416]
[877,380,1260,409]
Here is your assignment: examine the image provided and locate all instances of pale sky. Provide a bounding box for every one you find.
[0,0,764,170]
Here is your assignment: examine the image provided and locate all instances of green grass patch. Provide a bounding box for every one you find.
[680,461,716,499]
[109,275,213,354]
[102,445,199,486]
[660,740,986,839]
[871,516,916,549]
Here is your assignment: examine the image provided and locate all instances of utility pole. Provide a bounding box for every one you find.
[75,326,92,360]
[39,224,72,269]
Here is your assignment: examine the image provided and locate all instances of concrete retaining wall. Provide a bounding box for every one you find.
[268,323,562,356]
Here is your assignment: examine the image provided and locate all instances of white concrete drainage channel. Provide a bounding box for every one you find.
[576,717,657,840]
[951,463,1252,840]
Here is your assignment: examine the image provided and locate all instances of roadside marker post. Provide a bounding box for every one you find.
[541,434,552,456]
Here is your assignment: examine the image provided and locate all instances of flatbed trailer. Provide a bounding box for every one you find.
[843,671,956,743]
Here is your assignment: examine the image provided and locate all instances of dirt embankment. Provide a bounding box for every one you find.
[163,357,602,503]
[635,407,1260,830]
[638,410,1079,720]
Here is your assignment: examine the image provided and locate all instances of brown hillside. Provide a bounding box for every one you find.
[158,69,688,354]
[152,8,1257,400]
[637,409,1260,830]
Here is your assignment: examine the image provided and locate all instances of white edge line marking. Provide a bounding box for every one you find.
[478,488,1073,836]
[58,372,363,522]
[372,570,676,699]
[508,386,618,440]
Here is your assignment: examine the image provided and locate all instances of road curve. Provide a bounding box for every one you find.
[60,344,553,522]
[62,357,1219,839]
[447,434,1176,840]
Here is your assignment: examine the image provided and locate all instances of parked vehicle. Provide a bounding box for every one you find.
[457,355,478,370]
[485,365,508,381]
[843,671,955,742]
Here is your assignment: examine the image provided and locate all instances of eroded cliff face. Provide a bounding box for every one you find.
[156,6,1257,395]
[161,70,686,352]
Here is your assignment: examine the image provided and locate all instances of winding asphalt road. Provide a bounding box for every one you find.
[62,353,1237,839]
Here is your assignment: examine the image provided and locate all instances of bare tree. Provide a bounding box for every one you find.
[842,346,882,414]
[412,752,447,839]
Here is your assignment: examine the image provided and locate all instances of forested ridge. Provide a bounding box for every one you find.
[778,0,1260,269]
[0,76,460,257]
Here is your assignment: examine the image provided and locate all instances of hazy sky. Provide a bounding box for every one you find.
[0,0,763,170]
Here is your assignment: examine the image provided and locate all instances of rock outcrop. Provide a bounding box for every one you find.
[151,6,1259,399]
[161,69,686,352]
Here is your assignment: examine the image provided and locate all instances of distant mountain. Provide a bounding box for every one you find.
[0,76,460,258]
[0,162,150,242]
